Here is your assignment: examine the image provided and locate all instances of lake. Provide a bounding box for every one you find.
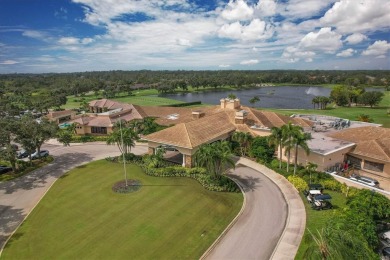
[160,86,331,109]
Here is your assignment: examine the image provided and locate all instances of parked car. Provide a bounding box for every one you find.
[350,174,379,187]
[383,247,390,258]
[31,150,49,159]
[0,165,12,174]
[382,231,390,243]
[17,149,36,159]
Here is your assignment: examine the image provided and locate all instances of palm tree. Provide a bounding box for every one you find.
[268,127,283,169]
[281,122,301,173]
[106,121,138,155]
[232,131,252,156]
[312,96,320,109]
[194,141,235,179]
[249,96,260,107]
[293,131,311,175]
[306,162,318,184]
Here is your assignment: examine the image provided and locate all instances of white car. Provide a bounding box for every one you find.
[31,150,49,159]
[349,174,379,187]
[382,231,390,243]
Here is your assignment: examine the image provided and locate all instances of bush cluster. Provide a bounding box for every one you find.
[70,135,109,143]
[105,154,240,192]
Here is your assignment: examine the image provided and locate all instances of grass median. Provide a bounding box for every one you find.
[2,160,243,259]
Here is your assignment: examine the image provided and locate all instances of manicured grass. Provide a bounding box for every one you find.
[266,91,390,128]
[295,190,347,259]
[2,160,243,259]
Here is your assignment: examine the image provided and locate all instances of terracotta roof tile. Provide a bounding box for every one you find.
[143,112,236,149]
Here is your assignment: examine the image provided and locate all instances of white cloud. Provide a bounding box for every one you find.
[299,27,342,53]
[280,0,336,19]
[58,37,80,45]
[240,59,259,65]
[362,40,390,56]
[321,0,390,33]
[0,60,20,65]
[345,33,368,45]
[282,46,316,63]
[218,19,273,41]
[219,64,231,68]
[255,0,277,17]
[22,30,48,40]
[81,38,94,44]
[221,0,254,21]
[336,48,355,57]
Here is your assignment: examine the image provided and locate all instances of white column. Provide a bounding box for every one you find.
[182,154,186,167]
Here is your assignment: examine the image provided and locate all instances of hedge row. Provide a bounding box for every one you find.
[105,154,240,193]
[70,135,109,143]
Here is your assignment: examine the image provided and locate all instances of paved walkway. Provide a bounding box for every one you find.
[203,157,306,260]
[0,142,147,252]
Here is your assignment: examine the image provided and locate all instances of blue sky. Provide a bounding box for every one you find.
[0,0,389,73]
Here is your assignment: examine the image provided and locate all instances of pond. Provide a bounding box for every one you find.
[160,86,331,109]
[160,86,382,109]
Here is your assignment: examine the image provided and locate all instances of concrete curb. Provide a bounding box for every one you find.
[234,158,306,260]
[199,175,247,260]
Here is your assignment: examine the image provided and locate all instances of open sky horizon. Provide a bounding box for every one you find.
[1,0,389,73]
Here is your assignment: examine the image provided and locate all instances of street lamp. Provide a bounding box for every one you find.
[119,118,128,187]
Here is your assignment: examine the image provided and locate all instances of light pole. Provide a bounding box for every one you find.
[119,119,128,187]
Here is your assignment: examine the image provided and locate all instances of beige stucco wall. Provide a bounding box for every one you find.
[281,146,354,171]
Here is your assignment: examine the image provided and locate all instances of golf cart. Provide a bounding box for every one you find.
[311,194,333,210]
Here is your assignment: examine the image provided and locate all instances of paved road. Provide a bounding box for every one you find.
[0,142,147,251]
[205,165,288,260]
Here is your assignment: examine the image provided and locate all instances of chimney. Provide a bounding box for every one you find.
[235,110,248,124]
[192,111,205,119]
[220,98,227,109]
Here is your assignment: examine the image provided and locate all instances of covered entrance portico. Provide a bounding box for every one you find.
[147,143,195,168]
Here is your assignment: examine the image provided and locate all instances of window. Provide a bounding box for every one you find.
[364,160,384,172]
[91,127,107,134]
[346,155,362,169]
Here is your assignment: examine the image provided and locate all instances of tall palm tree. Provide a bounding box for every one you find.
[281,122,301,173]
[268,127,283,169]
[232,131,253,156]
[293,131,311,175]
[106,121,138,155]
[194,141,235,179]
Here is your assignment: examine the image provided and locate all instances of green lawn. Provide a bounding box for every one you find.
[266,91,390,128]
[295,190,347,259]
[2,161,243,259]
[63,90,183,109]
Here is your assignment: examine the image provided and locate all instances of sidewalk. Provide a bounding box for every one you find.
[235,158,306,260]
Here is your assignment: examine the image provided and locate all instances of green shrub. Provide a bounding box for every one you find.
[287,175,308,192]
[320,179,341,192]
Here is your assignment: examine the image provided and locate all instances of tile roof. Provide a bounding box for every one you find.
[351,139,390,162]
[89,99,133,110]
[143,112,236,149]
[328,126,390,162]
[47,110,75,119]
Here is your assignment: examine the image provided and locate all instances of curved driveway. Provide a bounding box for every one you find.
[204,165,288,260]
[0,142,304,259]
[0,141,147,251]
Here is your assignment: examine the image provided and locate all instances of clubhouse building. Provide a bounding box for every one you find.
[67,98,390,191]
